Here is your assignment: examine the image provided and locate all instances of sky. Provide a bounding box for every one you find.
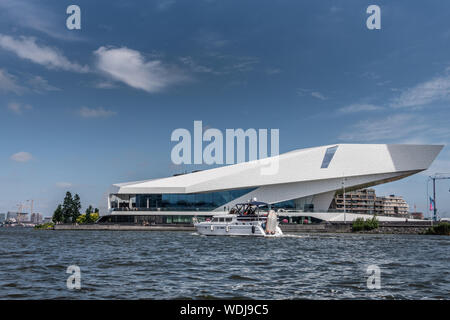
[0,0,449,218]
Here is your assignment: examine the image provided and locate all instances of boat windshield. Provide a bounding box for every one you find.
[230,202,269,216]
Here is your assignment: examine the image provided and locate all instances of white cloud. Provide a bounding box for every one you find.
[94,46,188,93]
[179,56,213,73]
[329,6,342,13]
[27,76,59,93]
[391,75,450,108]
[10,151,33,162]
[94,81,117,89]
[265,68,281,75]
[339,113,429,142]
[56,182,72,188]
[0,34,89,73]
[195,31,230,49]
[311,91,327,100]
[0,0,81,41]
[0,69,25,94]
[361,71,381,81]
[196,52,260,76]
[227,57,259,73]
[338,103,384,113]
[7,102,32,115]
[298,88,327,100]
[156,0,176,11]
[80,107,117,118]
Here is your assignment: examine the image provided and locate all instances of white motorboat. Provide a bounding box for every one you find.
[194,201,283,237]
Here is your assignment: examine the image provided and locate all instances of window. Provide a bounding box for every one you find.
[134,187,256,211]
[272,200,296,209]
[321,146,338,168]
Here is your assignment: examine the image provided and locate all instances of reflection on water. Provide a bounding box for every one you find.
[0,228,448,299]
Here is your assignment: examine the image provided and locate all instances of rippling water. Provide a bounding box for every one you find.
[0,228,448,299]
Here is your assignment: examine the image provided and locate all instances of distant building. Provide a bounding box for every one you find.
[6,212,17,220]
[382,195,409,216]
[31,213,43,224]
[331,189,380,214]
[0,213,5,223]
[7,212,30,222]
[18,212,30,223]
[43,217,52,223]
[330,189,409,216]
[410,212,424,220]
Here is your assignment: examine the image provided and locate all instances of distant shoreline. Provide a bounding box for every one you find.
[46,221,440,235]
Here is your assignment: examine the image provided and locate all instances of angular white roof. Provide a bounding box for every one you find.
[113,144,443,195]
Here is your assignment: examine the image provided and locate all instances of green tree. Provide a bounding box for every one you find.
[76,214,86,224]
[76,212,99,224]
[426,222,450,235]
[62,191,73,223]
[72,194,82,223]
[52,204,63,223]
[352,217,365,232]
[85,205,93,223]
[352,216,379,232]
[90,212,99,222]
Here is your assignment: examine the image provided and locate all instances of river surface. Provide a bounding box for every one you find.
[0,228,448,299]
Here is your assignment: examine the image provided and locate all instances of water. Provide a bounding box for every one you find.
[0,228,448,299]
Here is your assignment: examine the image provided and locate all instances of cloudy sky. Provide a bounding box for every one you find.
[0,0,449,217]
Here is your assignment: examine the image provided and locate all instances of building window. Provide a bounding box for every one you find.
[272,200,296,209]
[321,145,338,168]
[133,187,256,211]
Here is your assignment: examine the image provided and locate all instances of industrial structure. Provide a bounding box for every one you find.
[428,173,450,221]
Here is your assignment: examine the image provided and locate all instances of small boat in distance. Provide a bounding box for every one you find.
[193,201,283,237]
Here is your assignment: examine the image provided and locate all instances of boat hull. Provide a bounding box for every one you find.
[194,222,283,237]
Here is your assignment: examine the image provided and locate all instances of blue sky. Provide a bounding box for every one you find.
[0,0,449,217]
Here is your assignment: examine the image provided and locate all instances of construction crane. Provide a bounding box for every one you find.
[27,199,34,223]
[15,200,34,224]
[428,173,450,221]
[16,203,24,223]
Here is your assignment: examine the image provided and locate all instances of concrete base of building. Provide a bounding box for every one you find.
[53,221,434,234]
[281,222,432,234]
[54,224,195,231]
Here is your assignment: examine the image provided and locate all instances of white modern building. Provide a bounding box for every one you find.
[100,144,443,224]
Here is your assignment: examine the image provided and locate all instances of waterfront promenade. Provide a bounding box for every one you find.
[52,221,435,234]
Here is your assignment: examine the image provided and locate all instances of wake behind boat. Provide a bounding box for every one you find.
[193,201,283,237]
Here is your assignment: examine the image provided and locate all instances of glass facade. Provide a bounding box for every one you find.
[272,199,296,209]
[278,215,322,224]
[129,188,256,211]
[98,214,211,225]
[321,145,338,168]
[272,199,315,211]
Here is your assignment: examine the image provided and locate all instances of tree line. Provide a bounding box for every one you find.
[52,191,99,224]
